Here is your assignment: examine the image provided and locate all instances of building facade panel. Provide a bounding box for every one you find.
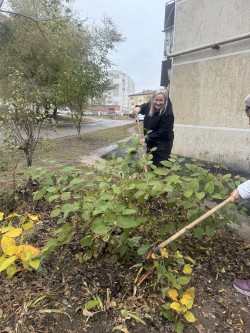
[170,0,250,172]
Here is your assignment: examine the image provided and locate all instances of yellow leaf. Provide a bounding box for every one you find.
[184,287,195,299]
[0,254,7,265]
[159,248,169,258]
[4,245,18,256]
[167,289,179,301]
[184,310,196,323]
[184,255,195,264]
[173,250,183,259]
[0,212,4,221]
[6,213,20,219]
[0,255,17,272]
[0,226,14,234]
[183,264,193,275]
[27,214,39,221]
[16,244,40,260]
[5,228,22,238]
[1,236,16,253]
[180,298,193,309]
[22,221,34,231]
[29,259,40,270]
[180,287,195,308]
[170,302,185,314]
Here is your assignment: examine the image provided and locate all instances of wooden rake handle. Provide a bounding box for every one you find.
[155,196,233,252]
[136,117,148,173]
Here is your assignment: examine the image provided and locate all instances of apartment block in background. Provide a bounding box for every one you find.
[97,70,135,115]
[128,91,153,114]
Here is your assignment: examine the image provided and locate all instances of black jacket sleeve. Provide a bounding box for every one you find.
[136,103,150,115]
[146,113,174,143]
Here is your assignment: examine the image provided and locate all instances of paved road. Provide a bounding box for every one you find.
[0,118,134,144]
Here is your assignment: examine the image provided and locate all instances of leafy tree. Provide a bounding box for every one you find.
[0,71,53,167]
[0,0,124,162]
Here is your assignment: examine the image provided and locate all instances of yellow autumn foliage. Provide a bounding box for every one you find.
[184,310,196,323]
[167,289,179,301]
[159,248,169,258]
[170,301,185,314]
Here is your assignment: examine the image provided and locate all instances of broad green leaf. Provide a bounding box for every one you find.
[160,307,175,321]
[117,216,138,229]
[48,194,60,203]
[193,226,204,239]
[90,220,110,234]
[205,226,215,237]
[176,276,191,285]
[50,208,62,218]
[195,192,205,200]
[122,209,137,215]
[0,212,4,221]
[205,182,214,194]
[80,236,93,247]
[174,320,184,333]
[184,191,193,198]
[33,189,47,201]
[137,244,150,256]
[61,192,71,201]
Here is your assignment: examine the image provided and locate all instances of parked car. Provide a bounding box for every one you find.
[135,114,145,122]
[57,108,71,114]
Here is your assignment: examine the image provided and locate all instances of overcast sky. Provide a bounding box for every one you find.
[73,0,166,93]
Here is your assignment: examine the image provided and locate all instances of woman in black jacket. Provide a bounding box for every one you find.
[134,88,174,167]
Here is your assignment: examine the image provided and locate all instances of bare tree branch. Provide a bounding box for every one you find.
[0,9,48,39]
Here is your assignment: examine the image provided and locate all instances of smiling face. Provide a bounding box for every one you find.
[153,93,166,110]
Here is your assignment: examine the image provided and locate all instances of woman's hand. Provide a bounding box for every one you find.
[230,188,241,202]
[134,106,141,117]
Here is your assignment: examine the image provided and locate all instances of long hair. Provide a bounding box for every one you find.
[149,88,169,117]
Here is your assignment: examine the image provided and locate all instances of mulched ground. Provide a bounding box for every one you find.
[0,120,249,332]
[0,209,249,333]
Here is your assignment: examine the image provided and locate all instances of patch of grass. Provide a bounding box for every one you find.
[0,123,137,189]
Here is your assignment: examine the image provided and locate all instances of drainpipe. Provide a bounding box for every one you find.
[168,32,250,58]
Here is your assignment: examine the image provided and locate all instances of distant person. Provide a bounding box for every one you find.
[134,88,174,167]
[230,93,250,296]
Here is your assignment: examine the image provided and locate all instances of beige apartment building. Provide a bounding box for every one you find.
[128,91,153,114]
[168,0,250,172]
